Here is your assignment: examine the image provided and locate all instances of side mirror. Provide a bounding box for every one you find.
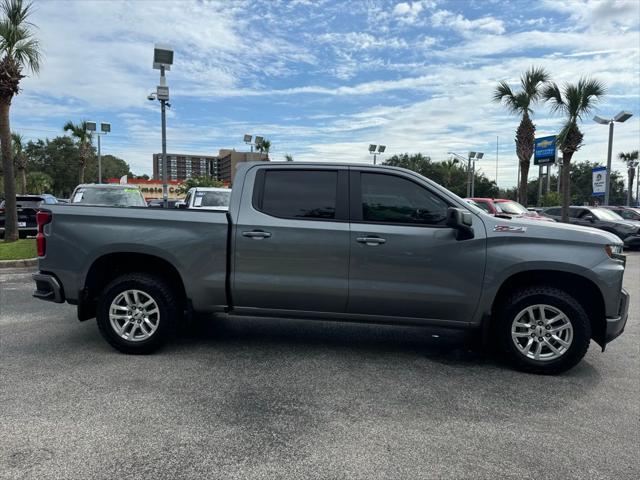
[446,207,474,240]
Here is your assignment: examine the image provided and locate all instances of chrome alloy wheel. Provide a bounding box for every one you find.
[109,289,160,342]
[511,304,573,362]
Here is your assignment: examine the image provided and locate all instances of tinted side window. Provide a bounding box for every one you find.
[260,170,337,220]
[475,201,492,213]
[360,173,448,225]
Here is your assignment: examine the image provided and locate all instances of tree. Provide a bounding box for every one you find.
[618,150,639,206]
[25,136,83,197]
[25,170,52,193]
[86,154,130,181]
[176,175,225,195]
[11,131,26,193]
[63,120,93,184]
[493,66,550,205]
[284,153,293,162]
[256,138,271,155]
[543,78,606,222]
[0,0,41,242]
[383,153,498,198]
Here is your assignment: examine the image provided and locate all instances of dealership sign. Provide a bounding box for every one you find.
[534,135,557,165]
[592,166,606,196]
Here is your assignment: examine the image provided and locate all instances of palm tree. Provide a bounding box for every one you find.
[63,120,93,184]
[441,157,459,188]
[256,138,271,156]
[619,150,639,206]
[493,66,550,205]
[25,170,52,194]
[284,153,293,162]
[11,132,26,193]
[0,0,41,242]
[543,78,606,222]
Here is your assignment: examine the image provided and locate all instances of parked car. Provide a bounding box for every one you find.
[32,163,629,374]
[180,187,231,211]
[147,199,180,208]
[468,198,555,222]
[0,194,58,238]
[69,184,147,207]
[601,205,640,222]
[542,206,640,249]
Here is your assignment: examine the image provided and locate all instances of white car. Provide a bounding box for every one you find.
[181,187,231,211]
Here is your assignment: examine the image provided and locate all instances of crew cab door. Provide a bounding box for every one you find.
[233,166,350,313]
[347,168,486,323]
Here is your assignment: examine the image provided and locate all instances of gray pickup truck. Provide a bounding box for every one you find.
[32,162,629,374]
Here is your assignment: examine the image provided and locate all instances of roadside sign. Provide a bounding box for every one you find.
[534,135,557,165]
[592,166,606,196]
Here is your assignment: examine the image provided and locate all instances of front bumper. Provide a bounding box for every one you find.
[604,288,629,344]
[32,273,65,303]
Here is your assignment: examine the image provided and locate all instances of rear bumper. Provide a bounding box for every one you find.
[604,288,629,344]
[32,273,65,303]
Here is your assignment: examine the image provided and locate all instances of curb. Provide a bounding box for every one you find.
[0,258,38,269]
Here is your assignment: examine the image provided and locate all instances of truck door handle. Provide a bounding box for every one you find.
[356,236,386,246]
[242,230,272,239]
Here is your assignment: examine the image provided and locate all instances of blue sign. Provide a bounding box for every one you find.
[592,166,606,196]
[534,135,557,165]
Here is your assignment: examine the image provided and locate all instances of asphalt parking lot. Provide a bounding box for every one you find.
[1,254,639,480]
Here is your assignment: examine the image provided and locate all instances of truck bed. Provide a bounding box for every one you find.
[39,205,230,312]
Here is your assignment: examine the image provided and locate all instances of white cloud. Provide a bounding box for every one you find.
[392,2,425,24]
[431,10,505,35]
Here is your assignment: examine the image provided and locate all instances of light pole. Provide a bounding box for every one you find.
[471,152,484,197]
[628,160,639,206]
[86,121,111,183]
[593,111,633,205]
[368,144,386,165]
[150,44,174,208]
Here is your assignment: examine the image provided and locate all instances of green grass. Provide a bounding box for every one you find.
[0,239,37,261]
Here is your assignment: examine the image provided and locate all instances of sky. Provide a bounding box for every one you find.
[12,0,640,188]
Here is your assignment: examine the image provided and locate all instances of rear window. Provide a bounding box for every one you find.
[194,190,231,208]
[544,208,560,216]
[71,187,146,207]
[257,170,337,220]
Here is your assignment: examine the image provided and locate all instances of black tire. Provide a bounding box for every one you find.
[97,273,179,354]
[496,286,591,375]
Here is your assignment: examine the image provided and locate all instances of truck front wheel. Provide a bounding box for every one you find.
[97,273,178,354]
[496,286,591,375]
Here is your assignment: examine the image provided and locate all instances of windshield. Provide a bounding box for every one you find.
[592,208,624,221]
[617,209,640,220]
[495,200,529,215]
[194,190,231,207]
[71,187,146,207]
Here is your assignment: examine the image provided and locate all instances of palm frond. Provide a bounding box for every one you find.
[521,66,550,100]
[492,81,526,114]
[542,82,566,115]
[0,0,40,72]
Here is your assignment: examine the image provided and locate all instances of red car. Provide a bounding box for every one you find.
[467,197,555,222]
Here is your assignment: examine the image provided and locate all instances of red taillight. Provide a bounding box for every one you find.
[36,211,52,257]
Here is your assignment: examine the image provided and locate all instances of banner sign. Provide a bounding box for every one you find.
[534,135,557,165]
[592,166,606,196]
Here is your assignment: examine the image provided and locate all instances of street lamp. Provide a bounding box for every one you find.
[243,134,253,152]
[86,121,111,183]
[150,43,174,208]
[593,111,633,205]
[449,151,483,197]
[369,144,386,165]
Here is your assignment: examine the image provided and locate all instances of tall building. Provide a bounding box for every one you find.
[216,149,269,185]
[152,153,219,181]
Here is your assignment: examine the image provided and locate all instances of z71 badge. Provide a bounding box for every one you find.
[493,225,527,233]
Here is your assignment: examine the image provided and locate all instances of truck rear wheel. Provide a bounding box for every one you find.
[496,286,591,375]
[97,273,178,354]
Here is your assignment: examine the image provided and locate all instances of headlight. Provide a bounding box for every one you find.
[605,244,624,257]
